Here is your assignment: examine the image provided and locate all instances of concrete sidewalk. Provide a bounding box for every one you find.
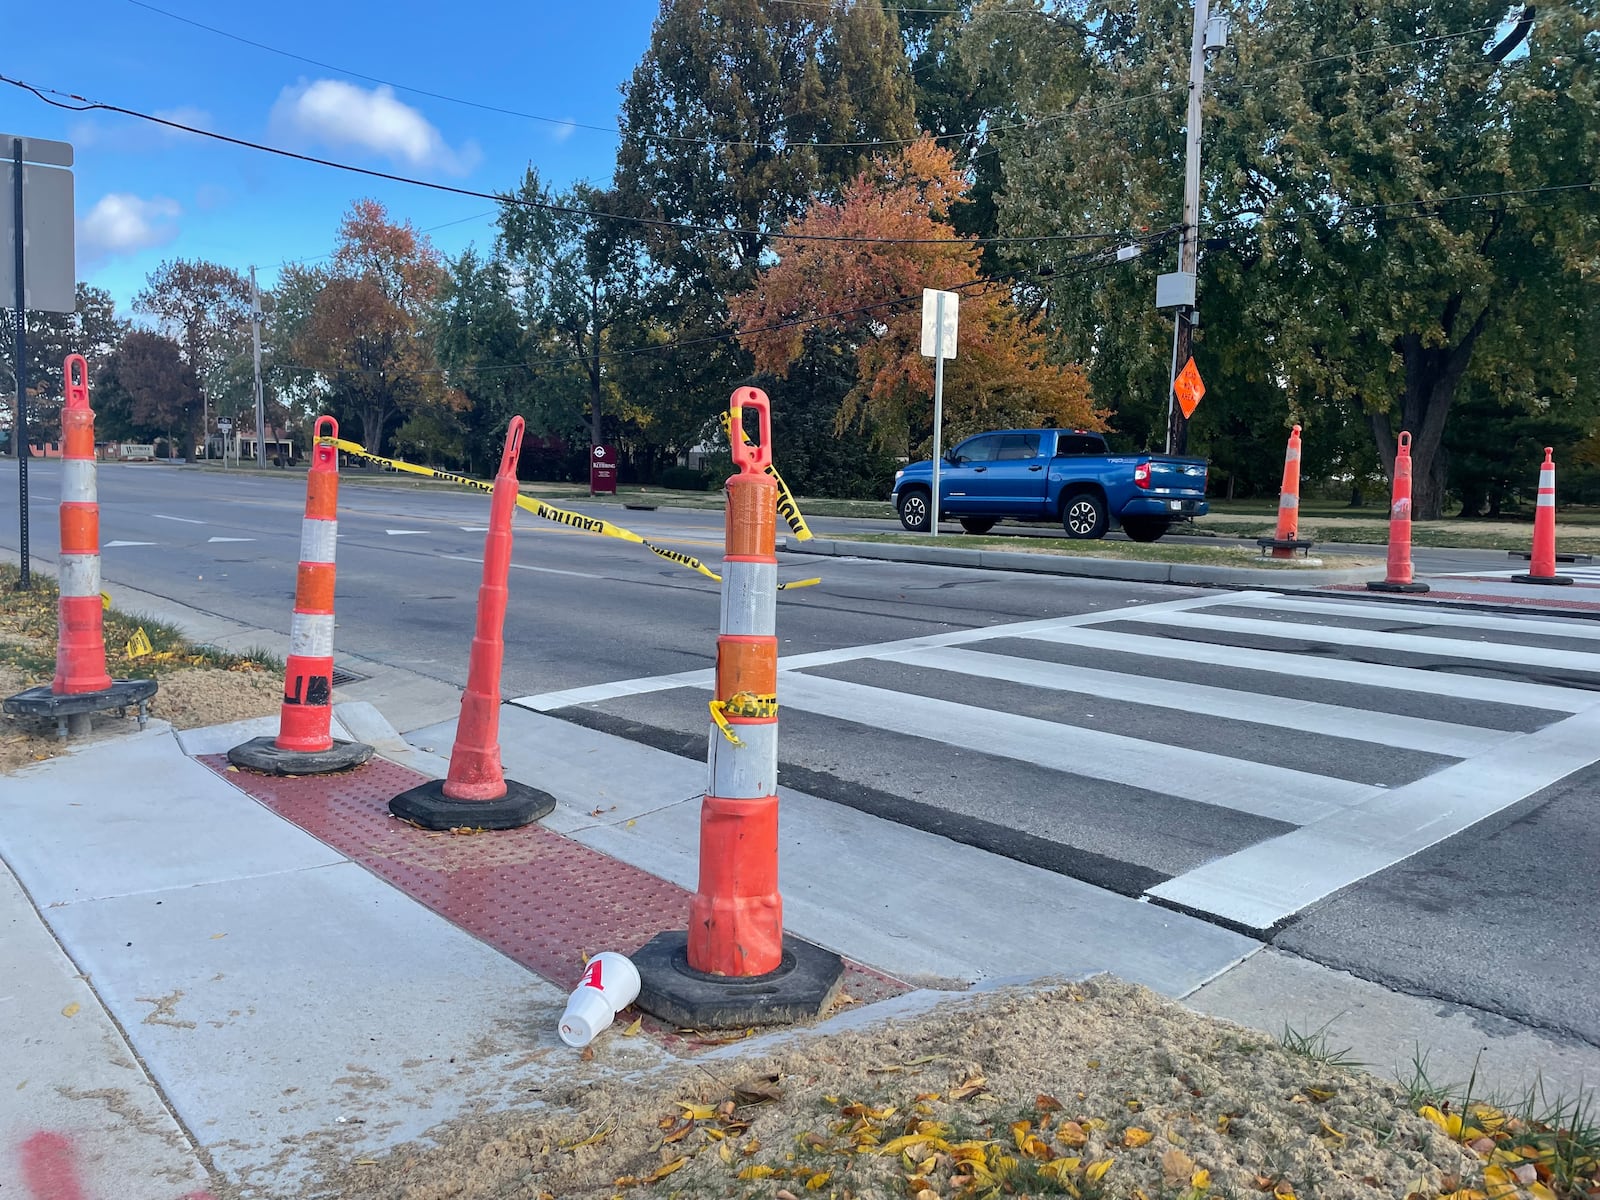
[6,610,1600,1197]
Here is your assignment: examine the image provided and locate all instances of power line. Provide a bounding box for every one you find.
[1,74,1154,249]
[273,209,500,271]
[119,0,1151,153]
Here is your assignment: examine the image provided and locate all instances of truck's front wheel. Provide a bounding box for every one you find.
[1062,492,1108,540]
[1121,517,1171,543]
[898,488,933,532]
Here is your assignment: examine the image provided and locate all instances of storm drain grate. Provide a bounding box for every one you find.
[330,665,369,687]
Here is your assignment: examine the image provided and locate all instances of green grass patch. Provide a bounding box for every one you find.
[0,565,280,684]
[839,532,1381,569]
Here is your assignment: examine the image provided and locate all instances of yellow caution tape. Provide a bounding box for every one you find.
[331,438,821,589]
[721,412,814,541]
[709,691,779,746]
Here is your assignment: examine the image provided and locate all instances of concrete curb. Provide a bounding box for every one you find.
[785,536,1385,587]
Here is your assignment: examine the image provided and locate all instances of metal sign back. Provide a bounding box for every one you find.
[2,160,76,314]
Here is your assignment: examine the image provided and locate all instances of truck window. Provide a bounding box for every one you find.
[1055,434,1107,456]
[996,434,1041,460]
[951,435,1003,464]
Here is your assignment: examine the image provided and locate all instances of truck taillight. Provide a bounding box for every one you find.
[1134,462,1151,489]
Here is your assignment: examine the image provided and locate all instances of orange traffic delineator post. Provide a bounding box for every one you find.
[1257,424,1314,559]
[229,416,374,774]
[5,356,158,739]
[1511,447,1574,587]
[1368,431,1430,594]
[631,388,842,1030]
[389,417,556,829]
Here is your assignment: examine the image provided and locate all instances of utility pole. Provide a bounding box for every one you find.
[250,265,266,467]
[1163,0,1226,456]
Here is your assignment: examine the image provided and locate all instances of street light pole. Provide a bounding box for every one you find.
[250,265,266,467]
[1165,0,1214,457]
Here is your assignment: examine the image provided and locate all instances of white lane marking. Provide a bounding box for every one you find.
[1027,626,1599,714]
[386,529,429,536]
[1121,609,1600,675]
[1149,705,1600,928]
[883,644,1513,759]
[508,592,1245,711]
[154,513,205,524]
[775,672,1378,826]
[1236,594,1600,643]
[440,553,596,580]
[460,526,489,532]
[208,537,256,543]
[104,540,157,548]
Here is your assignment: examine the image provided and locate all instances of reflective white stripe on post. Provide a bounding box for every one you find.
[719,561,778,636]
[1285,448,1301,463]
[709,720,779,798]
[288,612,336,658]
[1278,494,1299,509]
[58,555,101,597]
[1538,492,1555,507]
[60,460,97,504]
[299,519,338,564]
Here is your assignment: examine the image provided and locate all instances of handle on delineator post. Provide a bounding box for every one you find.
[500,416,525,477]
[730,387,772,475]
[1397,431,1411,456]
[64,354,90,409]
[313,416,339,469]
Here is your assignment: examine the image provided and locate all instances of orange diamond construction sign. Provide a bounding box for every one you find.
[1174,357,1205,419]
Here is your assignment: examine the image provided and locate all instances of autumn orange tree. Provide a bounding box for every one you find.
[283,200,461,458]
[730,137,1101,455]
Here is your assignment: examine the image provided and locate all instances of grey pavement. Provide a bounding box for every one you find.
[5,459,1600,1195]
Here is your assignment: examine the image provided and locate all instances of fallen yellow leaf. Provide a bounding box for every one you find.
[1192,1168,1211,1189]
[621,1017,642,1037]
[60,1002,80,1018]
[738,1164,779,1180]
[641,1157,686,1183]
[805,1172,831,1191]
[1124,1127,1154,1148]
[1086,1158,1114,1182]
[678,1102,717,1120]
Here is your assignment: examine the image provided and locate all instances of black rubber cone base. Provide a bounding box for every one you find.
[5,679,159,738]
[633,930,844,1030]
[1511,573,1575,586]
[228,735,375,776]
[388,777,555,830]
[1367,580,1431,593]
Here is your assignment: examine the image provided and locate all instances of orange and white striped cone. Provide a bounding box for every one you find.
[228,416,374,773]
[631,388,842,1030]
[389,417,555,829]
[1368,431,1429,593]
[1512,448,1573,587]
[1267,424,1305,559]
[3,356,157,739]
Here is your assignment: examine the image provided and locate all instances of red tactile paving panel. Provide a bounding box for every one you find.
[199,756,908,1049]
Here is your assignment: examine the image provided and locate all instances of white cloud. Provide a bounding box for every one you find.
[78,193,182,262]
[270,79,479,175]
[550,119,579,143]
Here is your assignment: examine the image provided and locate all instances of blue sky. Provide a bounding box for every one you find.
[2,0,661,310]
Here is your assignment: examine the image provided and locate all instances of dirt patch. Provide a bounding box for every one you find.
[299,979,1482,1200]
[0,566,282,772]
[147,666,281,729]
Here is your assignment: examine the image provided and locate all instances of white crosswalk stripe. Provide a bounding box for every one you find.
[513,589,1600,931]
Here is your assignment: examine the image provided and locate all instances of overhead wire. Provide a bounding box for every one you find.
[0,74,1155,249]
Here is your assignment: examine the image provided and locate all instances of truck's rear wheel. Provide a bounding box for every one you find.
[1121,517,1171,543]
[1062,491,1108,540]
[898,488,932,532]
[959,518,996,535]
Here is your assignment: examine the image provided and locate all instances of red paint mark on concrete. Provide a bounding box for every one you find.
[19,1132,88,1200]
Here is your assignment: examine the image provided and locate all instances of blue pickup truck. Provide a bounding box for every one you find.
[890,429,1209,542]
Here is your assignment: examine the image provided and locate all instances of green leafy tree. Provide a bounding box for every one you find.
[1,284,128,446]
[983,1,1599,517]
[135,259,253,452]
[95,330,200,451]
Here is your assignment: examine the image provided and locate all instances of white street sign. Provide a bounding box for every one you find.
[920,289,959,359]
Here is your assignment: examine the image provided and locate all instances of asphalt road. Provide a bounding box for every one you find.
[2,459,1595,1052]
